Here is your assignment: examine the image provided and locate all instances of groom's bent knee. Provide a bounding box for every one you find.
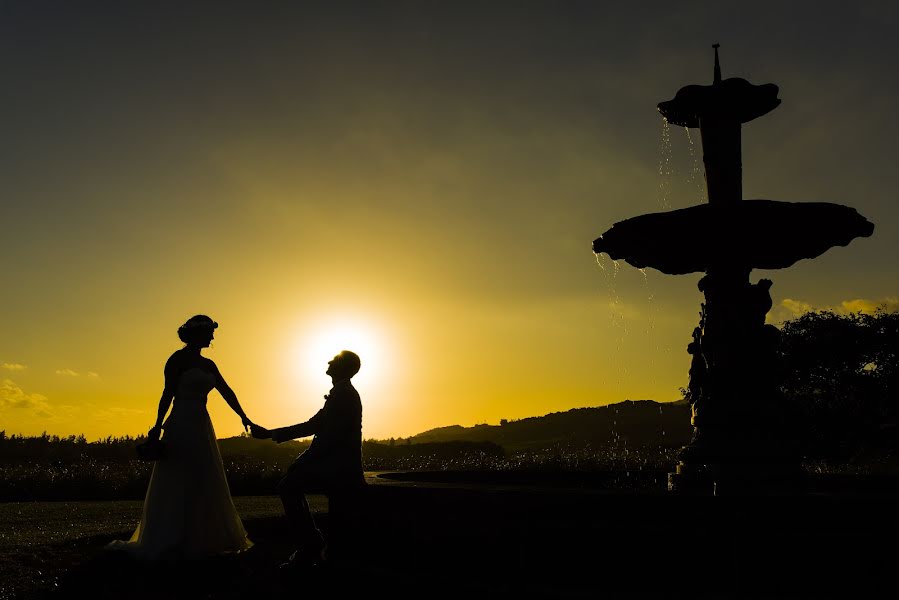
[277,473,306,497]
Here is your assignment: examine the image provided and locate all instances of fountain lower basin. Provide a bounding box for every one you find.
[592,199,873,275]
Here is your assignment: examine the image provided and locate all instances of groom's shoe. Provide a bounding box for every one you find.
[278,546,324,574]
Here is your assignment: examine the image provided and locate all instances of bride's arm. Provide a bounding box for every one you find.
[152,389,175,437]
[150,357,178,438]
[212,364,252,430]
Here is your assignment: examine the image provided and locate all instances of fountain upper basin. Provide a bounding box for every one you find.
[658,78,781,128]
[592,200,874,275]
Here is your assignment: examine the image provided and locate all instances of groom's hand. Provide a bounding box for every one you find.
[251,424,271,439]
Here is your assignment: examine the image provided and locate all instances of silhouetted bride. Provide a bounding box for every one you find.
[108,315,254,559]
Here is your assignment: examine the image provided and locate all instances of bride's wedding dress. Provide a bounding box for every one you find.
[108,368,252,559]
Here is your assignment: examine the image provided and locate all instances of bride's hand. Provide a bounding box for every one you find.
[241,415,253,432]
[148,426,161,441]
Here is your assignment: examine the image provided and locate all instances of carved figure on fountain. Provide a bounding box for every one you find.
[686,322,706,417]
[683,271,787,466]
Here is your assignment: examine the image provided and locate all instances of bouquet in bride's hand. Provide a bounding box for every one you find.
[136,425,167,461]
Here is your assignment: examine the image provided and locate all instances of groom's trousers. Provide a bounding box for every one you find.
[277,463,329,553]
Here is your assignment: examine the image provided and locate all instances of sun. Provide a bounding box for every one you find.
[299,317,386,387]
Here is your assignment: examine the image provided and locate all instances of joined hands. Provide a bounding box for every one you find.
[238,415,271,439]
[242,417,271,439]
[250,423,271,439]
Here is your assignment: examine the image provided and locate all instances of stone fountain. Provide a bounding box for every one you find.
[592,46,874,493]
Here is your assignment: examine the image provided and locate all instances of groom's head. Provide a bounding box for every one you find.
[326,350,361,381]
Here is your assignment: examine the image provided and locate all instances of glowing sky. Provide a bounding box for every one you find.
[2,1,897,440]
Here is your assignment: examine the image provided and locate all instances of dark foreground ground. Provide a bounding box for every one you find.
[2,471,898,599]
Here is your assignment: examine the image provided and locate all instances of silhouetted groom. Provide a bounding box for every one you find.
[251,350,364,570]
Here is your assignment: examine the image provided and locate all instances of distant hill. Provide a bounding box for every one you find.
[407,400,692,451]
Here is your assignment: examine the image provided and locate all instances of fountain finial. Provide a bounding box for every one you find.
[657,43,779,127]
[713,43,721,84]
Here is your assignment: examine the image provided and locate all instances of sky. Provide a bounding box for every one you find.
[2,1,898,441]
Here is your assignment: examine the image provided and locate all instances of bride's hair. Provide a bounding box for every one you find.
[177,315,218,345]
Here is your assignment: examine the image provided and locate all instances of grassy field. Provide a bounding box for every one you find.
[0,496,326,599]
[3,479,897,599]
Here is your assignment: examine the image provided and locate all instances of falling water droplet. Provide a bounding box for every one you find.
[594,252,627,389]
[658,119,673,210]
[685,127,706,203]
[638,267,658,383]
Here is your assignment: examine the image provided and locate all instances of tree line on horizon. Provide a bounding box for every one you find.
[777,309,898,464]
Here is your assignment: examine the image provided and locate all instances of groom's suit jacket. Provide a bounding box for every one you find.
[270,379,364,486]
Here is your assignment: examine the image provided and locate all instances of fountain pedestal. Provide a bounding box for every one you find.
[671,270,799,493]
